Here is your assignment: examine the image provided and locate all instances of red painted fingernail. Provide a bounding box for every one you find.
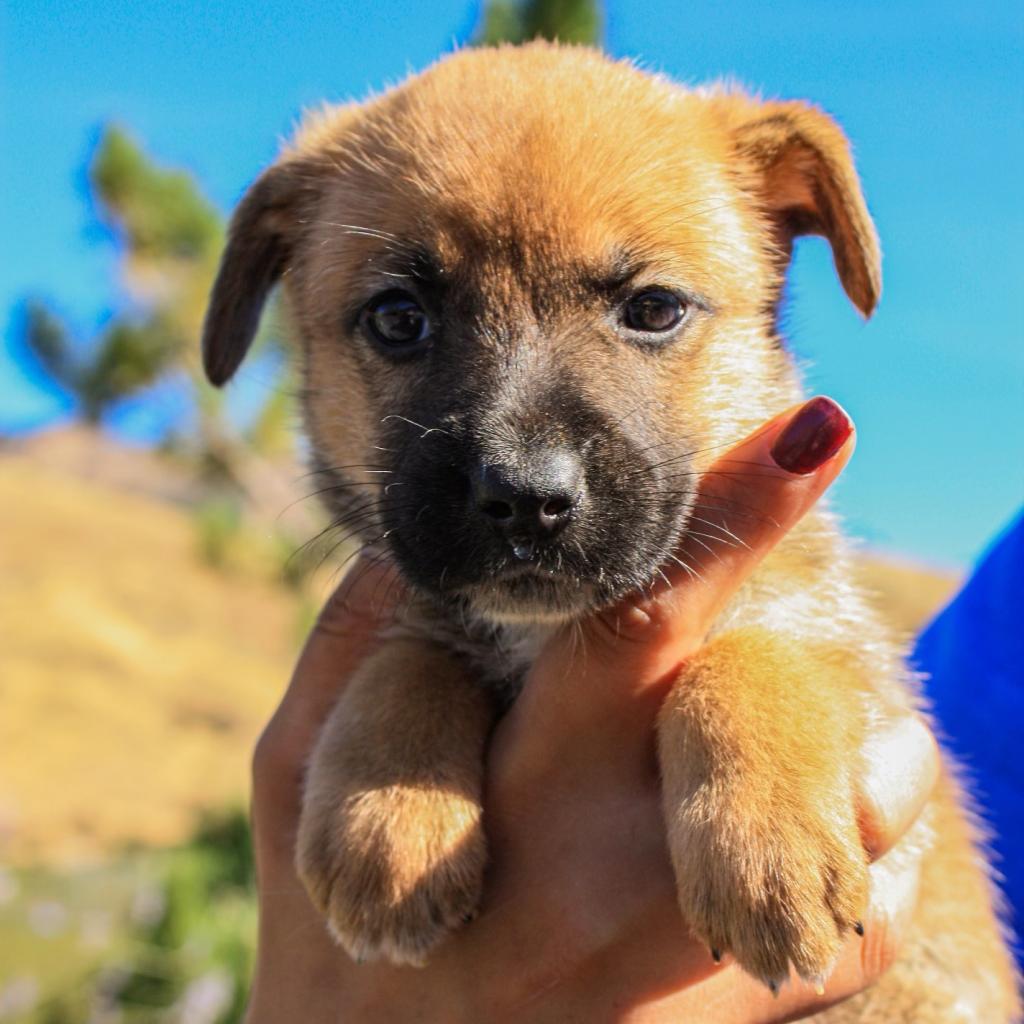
[770,397,853,474]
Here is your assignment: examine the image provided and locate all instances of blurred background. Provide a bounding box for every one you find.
[1,1,1021,1020]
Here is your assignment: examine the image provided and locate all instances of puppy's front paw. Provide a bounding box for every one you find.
[297,781,486,966]
[658,627,872,991]
[666,792,868,991]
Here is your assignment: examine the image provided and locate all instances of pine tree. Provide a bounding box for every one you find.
[476,0,603,47]
[24,127,294,470]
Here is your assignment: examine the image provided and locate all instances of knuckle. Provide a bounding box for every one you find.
[857,798,891,863]
[586,600,672,651]
[912,713,942,789]
[251,718,303,799]
[859,710,941,861]
[250,727,279,799]
[859,905,903,983]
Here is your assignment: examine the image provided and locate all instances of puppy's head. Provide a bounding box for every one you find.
[203,43,879,624]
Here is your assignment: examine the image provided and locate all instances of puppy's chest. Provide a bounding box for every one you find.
[451,618,560,708]
[385,607,557,708]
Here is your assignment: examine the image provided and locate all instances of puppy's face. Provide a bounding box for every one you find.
[204,44,879,624]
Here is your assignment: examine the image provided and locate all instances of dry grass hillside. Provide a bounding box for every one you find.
[0,448,305,866]
[854,555,960,646]
[0,434,961,866]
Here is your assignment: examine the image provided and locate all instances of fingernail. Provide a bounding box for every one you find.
[770,397,853,475]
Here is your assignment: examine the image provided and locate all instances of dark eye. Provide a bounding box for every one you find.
[360,291,432,351]
[622,289,686,334]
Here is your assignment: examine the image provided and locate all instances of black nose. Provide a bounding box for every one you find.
[472,450,584,544]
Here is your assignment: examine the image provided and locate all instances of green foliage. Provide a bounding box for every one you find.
[23,125,220,427]
[104,808,255,1023]
[193,495,244,568]
[25,121,299,500]
[189,808,255,892]
[246,384,294,458]
[92,127,223,262]
[476,0,603,46]
[77,316,182,418]
[477,1,528,43]
[24,301,181,424]
[1,811,255,1024]
[22,300,72,383]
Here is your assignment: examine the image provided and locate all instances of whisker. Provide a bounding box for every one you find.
[319,221,403,243]
[686,497,779,527]
[294,462,391,483]
[685,532,725,563]
[665,551,707,585]
[380,414,452,439]
[288,499,419,568]
[654,566,674,588]
[687,515,752,550]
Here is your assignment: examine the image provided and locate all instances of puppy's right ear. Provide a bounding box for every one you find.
[202,159,312,386]
[723,97,881,318]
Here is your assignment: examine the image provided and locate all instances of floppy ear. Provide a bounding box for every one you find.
[732,100,881,317]
[202,159,312,386]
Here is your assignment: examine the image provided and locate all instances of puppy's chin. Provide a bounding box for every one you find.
[459,573,598,627]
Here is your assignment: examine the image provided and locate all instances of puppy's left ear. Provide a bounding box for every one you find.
[202,158,314,386]
[732,100,881,317]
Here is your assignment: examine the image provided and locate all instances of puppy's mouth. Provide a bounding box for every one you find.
[454,558,599,624]
[384,500,692,627]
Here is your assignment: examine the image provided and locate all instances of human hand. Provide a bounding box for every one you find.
[246,397,939,1023]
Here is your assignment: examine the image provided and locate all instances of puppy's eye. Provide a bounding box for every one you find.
[622,289,687,334]
[360,291,432,351]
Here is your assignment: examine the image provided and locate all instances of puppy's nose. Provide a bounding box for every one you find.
[472,450,584,542]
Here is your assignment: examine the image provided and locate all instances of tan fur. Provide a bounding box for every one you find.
[296,639,493,965]
[203,43,1021,1020]
[658,628,870,987]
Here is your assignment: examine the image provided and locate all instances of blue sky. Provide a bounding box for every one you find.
[1,1,1022,567]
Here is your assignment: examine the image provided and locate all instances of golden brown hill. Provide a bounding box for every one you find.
[854,554,960,645]
[0,451,301,865]
[0,440,960,865]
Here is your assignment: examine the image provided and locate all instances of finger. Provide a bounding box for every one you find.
[510,397,856,751]
[251,555,402,840]
[280,555,404,722]
[857,711,941,861]
[613,395,856,656]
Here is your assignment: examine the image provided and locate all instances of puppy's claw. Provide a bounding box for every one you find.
[811,976,826,997]
[768,979,779,997]
[711,947,722,964]
[853,920,864,937]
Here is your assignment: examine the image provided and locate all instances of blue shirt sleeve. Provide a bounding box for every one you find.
[913,510,1024,964]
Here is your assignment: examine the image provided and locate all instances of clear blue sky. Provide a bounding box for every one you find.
[2,1,1022,567]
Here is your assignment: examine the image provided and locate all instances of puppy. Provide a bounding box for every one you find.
[202,43,1020,1020]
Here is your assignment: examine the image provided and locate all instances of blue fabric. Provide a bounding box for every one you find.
[913,510,1024,964]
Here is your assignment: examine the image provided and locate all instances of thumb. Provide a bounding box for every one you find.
[277,556,404,731]
[251,555,404,838]
[507,396,855,758]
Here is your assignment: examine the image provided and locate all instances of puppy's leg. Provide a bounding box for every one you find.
[296,637,495,965]
[658,627,870,991]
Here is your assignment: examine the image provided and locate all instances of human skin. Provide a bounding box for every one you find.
[246,401,939,1023]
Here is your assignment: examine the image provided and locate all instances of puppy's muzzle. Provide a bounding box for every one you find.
[471,449,585,557]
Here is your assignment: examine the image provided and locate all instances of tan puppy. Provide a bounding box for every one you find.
[202,43,1020,1020]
